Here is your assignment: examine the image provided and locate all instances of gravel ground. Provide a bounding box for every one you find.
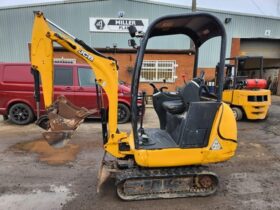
[0,96,279,210]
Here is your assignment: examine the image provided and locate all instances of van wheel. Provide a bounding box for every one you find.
[9,103,34,125]
[118,103,130,124]
[232,107,243,121]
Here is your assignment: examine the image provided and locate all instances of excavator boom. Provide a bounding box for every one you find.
[31,12,127,150]
[31,12,54,108]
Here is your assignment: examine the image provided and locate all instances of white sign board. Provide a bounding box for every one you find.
[264,29,271,37]
[89,17,149,33]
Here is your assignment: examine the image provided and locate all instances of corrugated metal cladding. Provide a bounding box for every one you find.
[1,0,280,67]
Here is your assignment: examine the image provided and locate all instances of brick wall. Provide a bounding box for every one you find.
[54,50,194,94]
[230,38,241,58]
[54,50,217,95]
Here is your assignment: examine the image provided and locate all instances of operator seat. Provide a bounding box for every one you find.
[162,80,201,115]
[161,79,204,146]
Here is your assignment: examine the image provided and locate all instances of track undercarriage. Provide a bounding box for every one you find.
[116,166,218,200]
[99,158,218,201]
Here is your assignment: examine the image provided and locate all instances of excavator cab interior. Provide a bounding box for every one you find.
[131,13,228,151]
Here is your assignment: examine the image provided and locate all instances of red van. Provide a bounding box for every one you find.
[0,63,139,125]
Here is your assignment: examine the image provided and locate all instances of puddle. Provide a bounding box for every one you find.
[0,185,75,210]
[12,139,80,165]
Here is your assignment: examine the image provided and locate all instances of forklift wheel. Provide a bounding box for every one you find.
[264,110,270,120]
[232,107,243,121]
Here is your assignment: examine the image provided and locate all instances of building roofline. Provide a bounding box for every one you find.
[198,6,280,21]
[0,0,106,10]
[1,0,280,21]
[133,0,280,20]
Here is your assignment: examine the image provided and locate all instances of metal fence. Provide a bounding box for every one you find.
[140,60,177,83]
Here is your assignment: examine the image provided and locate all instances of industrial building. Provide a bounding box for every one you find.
[0,0,280,94]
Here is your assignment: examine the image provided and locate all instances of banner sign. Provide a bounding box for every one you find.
[89,17,149,33]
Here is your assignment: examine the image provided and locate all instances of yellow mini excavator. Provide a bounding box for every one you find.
[31,11,238,200]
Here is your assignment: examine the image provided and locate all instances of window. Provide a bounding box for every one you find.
[54,67,73,86]
[78,67,96,86]
[140,60,177,82]
[3,65,33,84]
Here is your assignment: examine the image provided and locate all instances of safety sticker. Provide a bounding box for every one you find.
[211,138,222,150]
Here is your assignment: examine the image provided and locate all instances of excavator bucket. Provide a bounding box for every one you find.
[39,96,97,147]
[42,131,73,148]
[31,12,99,148]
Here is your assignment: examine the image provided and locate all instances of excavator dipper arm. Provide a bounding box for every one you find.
[31,12,127,154]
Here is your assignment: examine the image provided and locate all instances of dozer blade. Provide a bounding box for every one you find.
[97,152,120,193]
[116,166,218,201]
[97,152,111,193]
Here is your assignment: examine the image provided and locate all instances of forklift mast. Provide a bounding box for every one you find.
[224,56,264,89]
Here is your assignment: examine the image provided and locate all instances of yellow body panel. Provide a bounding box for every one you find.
[223,89,271,120]
[121,103,237,167]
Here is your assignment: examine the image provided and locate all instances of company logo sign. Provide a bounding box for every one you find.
[89,17,149,33]
[78,50,94,62]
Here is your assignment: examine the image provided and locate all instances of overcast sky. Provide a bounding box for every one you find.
[0,0,60,7]
[1,0,280,18]
[151,0,280,17]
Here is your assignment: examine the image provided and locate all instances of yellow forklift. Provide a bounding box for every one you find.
[222,56,271,120]
[31,11,237,200]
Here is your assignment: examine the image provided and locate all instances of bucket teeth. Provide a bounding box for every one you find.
[38,95,97,147]
[42,131,73,148]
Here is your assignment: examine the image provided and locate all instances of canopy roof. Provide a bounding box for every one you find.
[149,13,224,48]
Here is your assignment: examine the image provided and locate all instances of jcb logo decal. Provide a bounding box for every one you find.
[78,50,94,61]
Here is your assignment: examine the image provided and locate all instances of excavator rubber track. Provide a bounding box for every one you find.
[115,166,218,201]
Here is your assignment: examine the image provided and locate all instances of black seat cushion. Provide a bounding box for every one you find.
[180,81,200,105]
[162,100,185,114]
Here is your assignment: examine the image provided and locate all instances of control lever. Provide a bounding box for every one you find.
[199,70,205,80]
[149,83,159,94]
[159,87,168,92]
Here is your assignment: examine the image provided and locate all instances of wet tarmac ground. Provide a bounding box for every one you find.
[0,96,280,210]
